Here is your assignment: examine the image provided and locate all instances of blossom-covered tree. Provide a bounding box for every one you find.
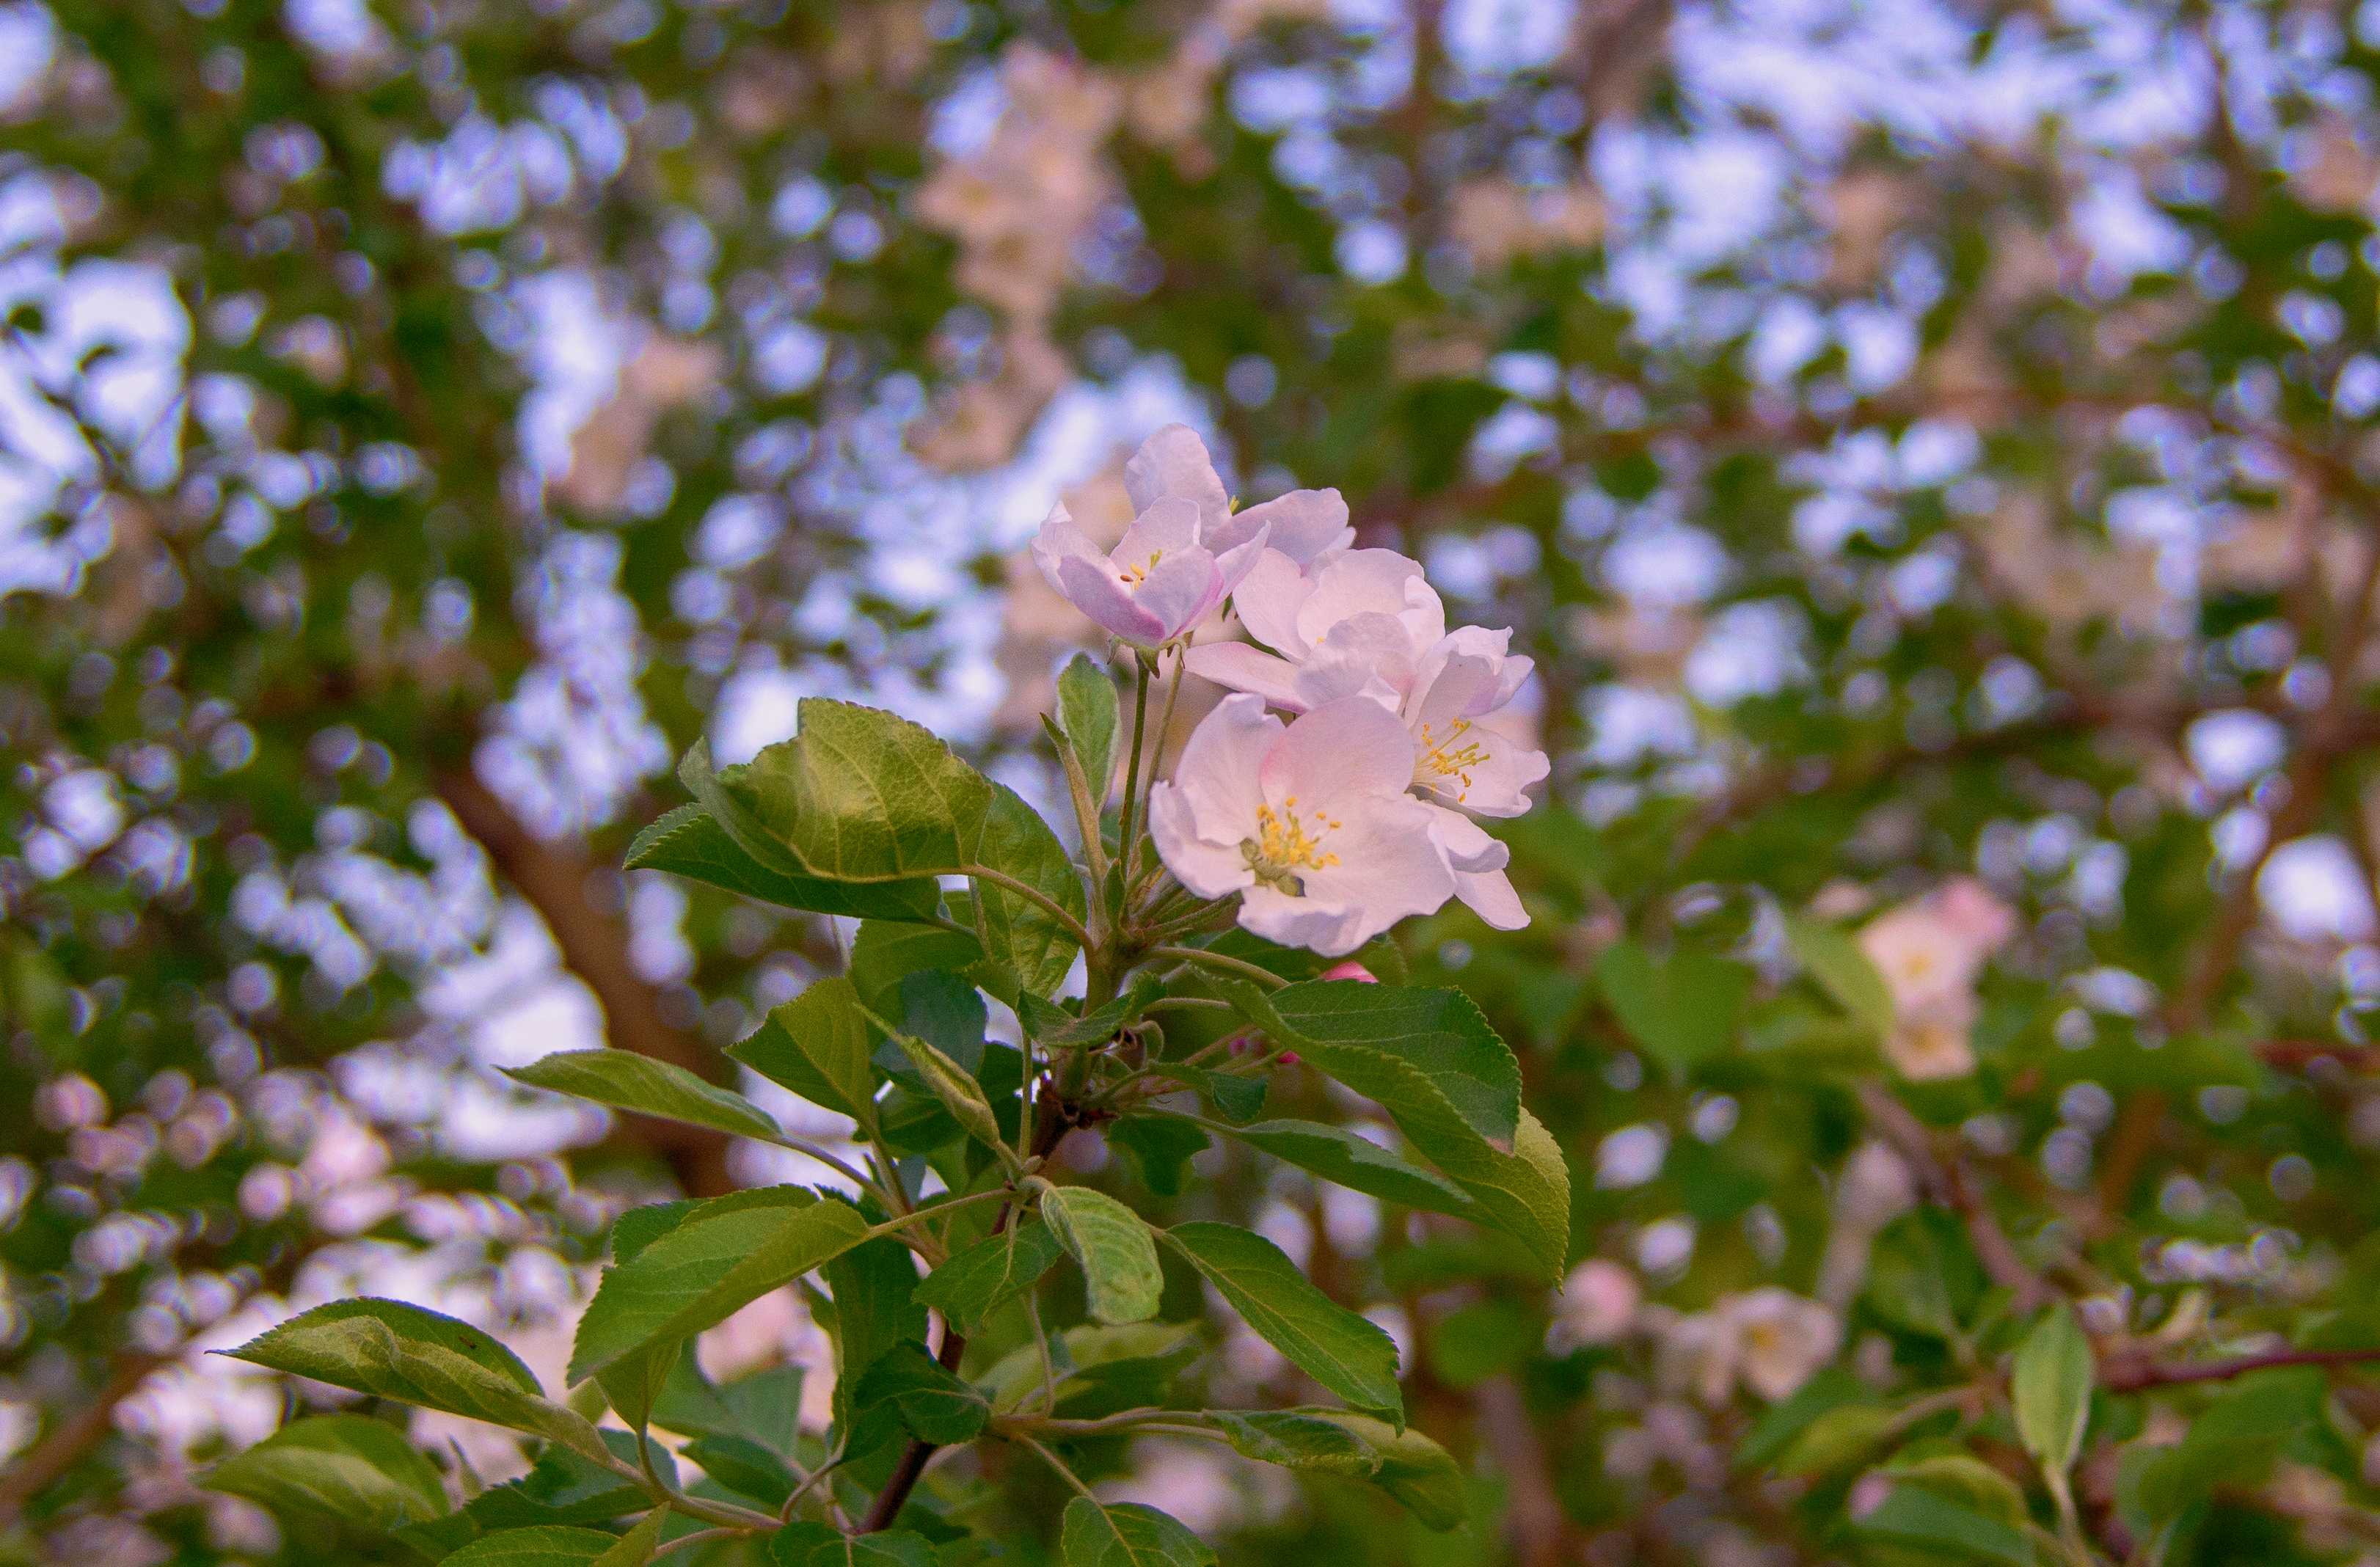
[7,2,2380,1566]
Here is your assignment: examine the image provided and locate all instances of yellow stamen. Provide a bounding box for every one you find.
[1117,549,1165,586]
[1415,718,1490,800]
[1240,801,1341,894]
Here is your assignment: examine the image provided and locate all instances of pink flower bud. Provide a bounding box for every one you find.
[1278,1052,1299,1065]
[1321,961,1377,983]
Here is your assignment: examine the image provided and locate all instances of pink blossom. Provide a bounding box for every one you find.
[1029,425,1269,648]
[1149,693,1456,956]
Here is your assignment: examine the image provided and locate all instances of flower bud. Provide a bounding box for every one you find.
[1321,961,1378,983]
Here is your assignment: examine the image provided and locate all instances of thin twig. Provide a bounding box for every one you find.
[1857,1081,2054,1310]
[2098,1345,2380,1393]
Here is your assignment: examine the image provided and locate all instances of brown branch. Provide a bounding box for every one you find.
[1473,1373,1569,1567]
[436,768,736,1197]
[1857,1081,2054,1310]
[0,1351,167,1522]
[2098,1345,2380,1394]
[2098,519,2380,1220]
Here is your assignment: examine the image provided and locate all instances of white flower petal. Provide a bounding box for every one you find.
[1261,696,1417,817]
[1123,423,1230,536]
[1183,642,1309,709]
[1217,487,1351,563]
[1149,781,1252,899]
[1453,865,1528,929]
[1171,692,1280,843]
[1230,547,1313,657]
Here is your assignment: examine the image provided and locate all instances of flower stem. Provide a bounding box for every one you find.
[1117,651,1153,890]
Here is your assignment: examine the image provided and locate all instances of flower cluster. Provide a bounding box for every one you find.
[1855,877,2018,1080]
[1033,425,1549,955]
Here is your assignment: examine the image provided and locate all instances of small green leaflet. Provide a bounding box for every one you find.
[201,1414,450,1532]
[501,1049,780,1143]
[889,1028,1007,1156]
[1263,982,1521,1150]
[731,976,880,1125]
[593,1509,668,1567]
[1018,981,1159,1049]
[1222,1119,1478,1217]
[1783,913,1897,1040]
[1106,1115,1209,1197]
[440,1525,635,1567]
[824,1236,930,1433]
[1040,1186,1164,1325]
[1054,653,1120,804]
[1591,940,1751,1076]
[221,1299,610,1464]
[624,800,942,922]
[1855,1486,2037,1567]
[1217,981,1570,1279]
[978,1322,1200,1413]
[1060,1497,1216,1567]
[806,1532,942,1567]
[2010,1302,2093,1475]
[1208,1407,1469,1527]
[569,1191,870,1387]
[679,1433,794,1508]
[1161,1221,1402,1423]
[1301,1411,1467,1530]
[850,1339,990,1447]
[723,699,1087,994]
[1209,1410,1379,1476]
[914,1219,1065,1334]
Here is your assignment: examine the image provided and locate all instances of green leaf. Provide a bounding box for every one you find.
[1265,982,1520,1149]
[1151,1063,1267,1124]
[1061,1497,1216,1567]
[1018,982,1158,1049]
[1219,982,1570,1279]
[2010,1302,2092,1475]
[1592,941,1750,1075]
[808,1530,941,1567]
[1223,1119,1480,1217]
[1866,1209,1985,1341]
[591,1508,668,1567]
[569,1191,871,1393]
[852,1339,990,1447]
[913,1220,1065,1334]
[770,1523,841,1566]
[1040,1186,1164,1326]
[1884,1455,2029,1527]
[501,1050,781,1143]
[1732,1368,1870,1472]
[444,1526,631,1567]
[1161,1221,1402,1422]
[1055,653,1120,803]
[1855,1486,2036,1566]
[1784,913,1897,1039]
[1210,1410,1381,1476]
[221,1300,611,1465]
[824,1235,929,1433]
[459,1433,664,1530]
[1106,1115,1209,1197]
[730,977,880,1125]
[889,1027,1007,1158]
[1776,1403,1899,1476]
[625,802,942,922]
[894,970,988,1067]
[725,699,1086,994]
[1297,1412,1467,1530]
[202,1414,450,1532]
[2135,1367,2324,1521]
[679,1433,795,1508]
[850,921,989,1009]
[978,1323,1201,1413]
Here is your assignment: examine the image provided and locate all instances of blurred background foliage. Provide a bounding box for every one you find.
[12,0,2380,1563]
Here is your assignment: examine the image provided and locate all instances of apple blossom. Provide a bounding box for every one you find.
[1546,1259,1642,1352]
[1030,425,1271,648]
[1148,693,1455,956]
[1657,1288,1841,1406]
[1188,560,1547,929]
[1119,422,1357,563]
[1856,877,2018,1081]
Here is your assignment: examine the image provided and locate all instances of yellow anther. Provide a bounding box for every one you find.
[1241,801,1341,894]
[1415,719,1489,792]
